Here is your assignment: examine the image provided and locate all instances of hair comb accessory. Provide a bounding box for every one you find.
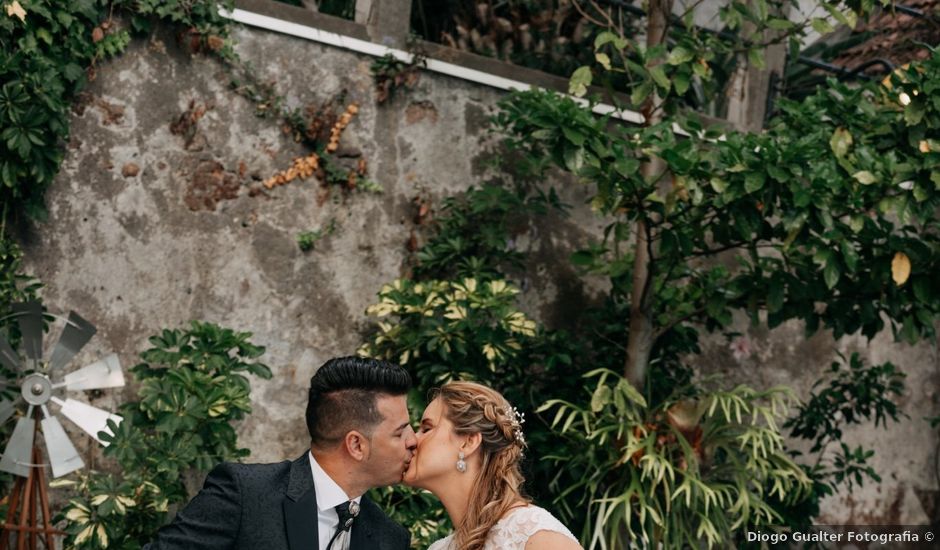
[509,406,526,448]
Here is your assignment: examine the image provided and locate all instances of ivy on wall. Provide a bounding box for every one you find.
[2,0,116,221]
[1,0,378,230]
[0,0,236,223]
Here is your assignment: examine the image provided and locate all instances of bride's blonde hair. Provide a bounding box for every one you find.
[435,381,530,550]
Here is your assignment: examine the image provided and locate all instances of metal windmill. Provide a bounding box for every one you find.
[0,301,125,549]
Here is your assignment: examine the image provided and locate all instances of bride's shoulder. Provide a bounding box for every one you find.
[427,534,454,550]
[494,505,580,546]
[501,505,568,527]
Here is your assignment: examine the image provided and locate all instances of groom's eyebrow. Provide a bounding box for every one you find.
[395,421,410,432]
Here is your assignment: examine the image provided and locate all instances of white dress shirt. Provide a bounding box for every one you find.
[309,451,362,550]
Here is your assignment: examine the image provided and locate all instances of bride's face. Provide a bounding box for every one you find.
[403,398,462,489]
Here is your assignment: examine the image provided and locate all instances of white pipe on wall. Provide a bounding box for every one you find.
[220,7,648,126]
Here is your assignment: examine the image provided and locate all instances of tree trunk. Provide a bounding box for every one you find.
[624,0,673,389]
[724,2,791,132]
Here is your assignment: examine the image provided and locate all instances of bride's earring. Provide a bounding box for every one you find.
[456,451,467,473]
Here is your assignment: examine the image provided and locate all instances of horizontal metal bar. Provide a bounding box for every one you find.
[221,6,656,127]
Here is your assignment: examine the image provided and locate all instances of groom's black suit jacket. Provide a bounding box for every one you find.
[144,453,410,550]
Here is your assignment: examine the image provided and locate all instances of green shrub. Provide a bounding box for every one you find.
[361,277,538,387]
[55,321,271,549]
[541,369,811,548]
[1,0,110,219]
[412,184,561,281]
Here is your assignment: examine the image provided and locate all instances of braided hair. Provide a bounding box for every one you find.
[435,381,530,550]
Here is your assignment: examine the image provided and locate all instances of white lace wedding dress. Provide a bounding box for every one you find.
[428,505,580,550]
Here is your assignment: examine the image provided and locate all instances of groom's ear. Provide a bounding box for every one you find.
[461,432,483,457]
[344,430,370,461]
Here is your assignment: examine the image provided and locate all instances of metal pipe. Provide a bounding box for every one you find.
[895,4,926,18]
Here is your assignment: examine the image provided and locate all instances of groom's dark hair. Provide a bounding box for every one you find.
[306,356,412,447]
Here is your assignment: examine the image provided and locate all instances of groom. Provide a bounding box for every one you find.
[144,356,416,549]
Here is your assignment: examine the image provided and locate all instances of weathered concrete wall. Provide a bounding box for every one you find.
[21,24,601,466]
[697,316,939,525]
[20,20,939,527]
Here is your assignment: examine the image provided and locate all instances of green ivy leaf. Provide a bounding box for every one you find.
[561,126,585,147]
[630,81,653,106]
[848,215,865,233]
[904,100,925,125]
[673,71,690,95]
[648,65,670,90]
[824,257,842,289]
[594,31,627,51]
[748,48,766,70]
[840,242,859,273]
[830,128,853,158]
[563,146,584,172]
[614,158,640,178]
[811,17,834,34]
[766,17,793,30]
[62,63,84,82]
[853,171,877,185]
[667,46,694,66]
[745,172,765,193]
[569,66,593,97]
[571,250,595,266]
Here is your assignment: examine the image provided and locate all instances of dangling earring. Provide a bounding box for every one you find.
[456,451,467,473]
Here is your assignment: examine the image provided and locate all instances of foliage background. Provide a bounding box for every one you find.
[0,0,937,548]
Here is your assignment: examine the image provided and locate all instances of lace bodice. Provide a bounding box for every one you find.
[428,505,580,550]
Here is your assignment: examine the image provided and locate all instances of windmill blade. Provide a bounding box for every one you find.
[0,398,16,426]
[53,397,122,445]
[48,311,96,373]
[12,302,42,366]
[0,415,35,477]
[41,415,84,478]
[0,334,20,372]
[63,354,124,391]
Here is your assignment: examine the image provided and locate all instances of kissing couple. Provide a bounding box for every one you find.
[144,356,582,550]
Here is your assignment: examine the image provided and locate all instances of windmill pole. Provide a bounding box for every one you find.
[33,445,55,550]
[0,418,63,550]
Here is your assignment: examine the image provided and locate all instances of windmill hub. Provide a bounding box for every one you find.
[20,374,52,406]
[0,302,125,481]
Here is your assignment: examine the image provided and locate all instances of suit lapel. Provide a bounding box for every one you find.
[283,453,318,550]
[350,497,375,550]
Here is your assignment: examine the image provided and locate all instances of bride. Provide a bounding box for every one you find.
[404,381,582,550]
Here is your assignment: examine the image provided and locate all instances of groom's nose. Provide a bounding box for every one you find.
[403,425,417,451]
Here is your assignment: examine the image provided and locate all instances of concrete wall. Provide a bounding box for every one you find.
[19,13,939,528]
[21,22,601,469]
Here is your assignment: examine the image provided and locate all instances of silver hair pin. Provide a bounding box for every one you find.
[509,406,526,448]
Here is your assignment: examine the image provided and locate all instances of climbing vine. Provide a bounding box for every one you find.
[0,0,377,232]
[1,0,124,222]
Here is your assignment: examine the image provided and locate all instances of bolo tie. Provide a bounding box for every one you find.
[326,500,360,550]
